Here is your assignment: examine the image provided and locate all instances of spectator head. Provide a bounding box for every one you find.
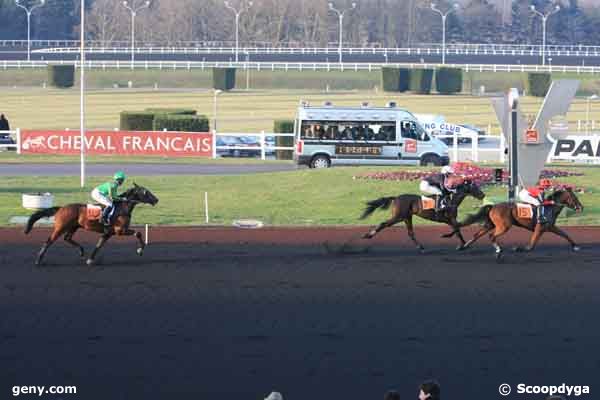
[264,392,283,400]
[419,380,440,400]
[384,390,401,400]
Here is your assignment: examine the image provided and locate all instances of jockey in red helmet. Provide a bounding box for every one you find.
[518,178,553,225]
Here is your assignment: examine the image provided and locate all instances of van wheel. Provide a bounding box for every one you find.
[420,154,442,167]
[310,155,331,169]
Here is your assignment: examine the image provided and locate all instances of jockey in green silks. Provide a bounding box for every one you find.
[91,171,126,226]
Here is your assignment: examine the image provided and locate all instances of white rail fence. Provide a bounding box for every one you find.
[3,60,600,74]
[0,129,20,153]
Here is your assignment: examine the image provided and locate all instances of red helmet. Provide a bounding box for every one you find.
[539,178,553,188]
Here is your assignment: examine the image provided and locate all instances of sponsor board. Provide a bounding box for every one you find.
[549,135,600,162]
[20,130,213,157]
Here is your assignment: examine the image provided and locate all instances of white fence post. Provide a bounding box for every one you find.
[471,132,478,162]
[499,134,506,163]
[452,131,458,162]
[260,130,266,160]
[204,192,209,224]
[16,128,21,154]
[212,130,217,159]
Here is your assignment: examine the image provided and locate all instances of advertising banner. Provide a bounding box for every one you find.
[20,130,213,157]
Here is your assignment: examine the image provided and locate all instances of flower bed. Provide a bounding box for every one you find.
[353,162,585,192]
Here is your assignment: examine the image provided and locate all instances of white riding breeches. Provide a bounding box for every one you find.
[420,181,443,196]
[518,189,541,206]
[91,188,112,207]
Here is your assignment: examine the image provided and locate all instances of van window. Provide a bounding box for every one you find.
[300,120,395,141]
[401,120,429,141]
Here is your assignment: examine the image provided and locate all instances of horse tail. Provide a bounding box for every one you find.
[360,197,395,220]
[24,207,60,234]
[460,204,493,227]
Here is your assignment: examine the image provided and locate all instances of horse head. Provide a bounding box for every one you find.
[552,187,583,212]
[457,179,486,201]
[123,183,159,206]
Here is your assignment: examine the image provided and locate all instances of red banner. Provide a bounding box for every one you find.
[20,130,213,157]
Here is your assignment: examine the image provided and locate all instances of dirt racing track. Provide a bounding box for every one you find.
[1,226,599,400]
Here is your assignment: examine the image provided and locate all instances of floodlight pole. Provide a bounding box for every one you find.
[224,1,253,62]
[430,3,458,65]
[213,89,222,133]
[508,88,519,202]
[122,0,151,65]
[15,0,45,62]
[80,0,85,187]
[586,94,598,134]
[328,2,356,64]
[530,5,560,66]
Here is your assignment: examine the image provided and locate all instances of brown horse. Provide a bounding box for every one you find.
[360,180,486,251]
[24,183,158,266]
[458,188,583,259]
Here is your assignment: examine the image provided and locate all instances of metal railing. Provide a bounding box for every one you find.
[0,129,20,153]
[213,131,294,160]
[31,45,600,58]
[3,60,600,73]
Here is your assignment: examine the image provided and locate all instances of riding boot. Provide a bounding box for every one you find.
[538,205,547,225]
[437,195,446,211]
[102,206,112,226]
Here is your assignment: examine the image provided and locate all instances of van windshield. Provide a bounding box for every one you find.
[300,120,396,141]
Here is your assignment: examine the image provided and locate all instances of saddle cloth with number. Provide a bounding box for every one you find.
[86,204,103,220]
[421,196,436,210]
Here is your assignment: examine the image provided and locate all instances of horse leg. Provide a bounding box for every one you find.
[490,225,510,260]
[405,218,425,252]
[515,224,544,252]
[363,212,402,239]
[86,233,112,266]
[548,226,580,251]
[460,225,494,250]
[64,226,85,259]
[35,228,64,266]
[120,228,145,256]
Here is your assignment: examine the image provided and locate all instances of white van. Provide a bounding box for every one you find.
[294,102,450,168]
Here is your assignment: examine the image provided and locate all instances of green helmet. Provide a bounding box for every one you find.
[113,171,126,182]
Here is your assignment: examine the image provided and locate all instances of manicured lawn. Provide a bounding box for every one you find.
[0,86,598,135]
[1,166,597,227]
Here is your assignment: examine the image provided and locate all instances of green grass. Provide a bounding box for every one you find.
[2,86,600,135]
[1,166,598,227]
[0,153,291,164]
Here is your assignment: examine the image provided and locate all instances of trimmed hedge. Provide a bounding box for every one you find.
[381,67,410,92]
[410,69,434,94]
[120,111,155,131]
[274,119,295,160]
[526,72,552,97]
[435,67,463,94]
[145,108,197,115]
[47,65,75,88]
[213,68,236,91]
[153,114,210,132]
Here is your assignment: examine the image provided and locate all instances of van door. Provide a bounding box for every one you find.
[361,122,403,165]
[397,120,421,165]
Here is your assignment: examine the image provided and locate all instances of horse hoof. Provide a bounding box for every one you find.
[513,246,524,253]
[572,246,581,252]
[136,248,144,256]
[495,251,503,261]
[456,245,465,251]
[86,259,95,266]
[418,247,426,254]
[362,234,371,240]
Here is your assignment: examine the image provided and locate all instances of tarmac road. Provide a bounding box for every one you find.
[0,226,598,400]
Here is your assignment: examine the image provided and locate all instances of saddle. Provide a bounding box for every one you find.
[86,204,103,220]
